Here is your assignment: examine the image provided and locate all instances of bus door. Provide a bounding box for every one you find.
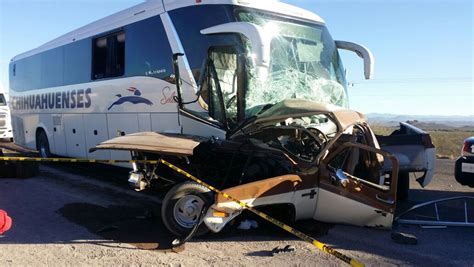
[180,46,242,138]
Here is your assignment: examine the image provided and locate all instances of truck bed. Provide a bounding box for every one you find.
[377,122,436,187]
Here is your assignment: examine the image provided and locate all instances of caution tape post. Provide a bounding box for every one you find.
[0,156,364,267]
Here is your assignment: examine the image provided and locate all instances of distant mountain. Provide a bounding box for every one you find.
[367,113,474,128]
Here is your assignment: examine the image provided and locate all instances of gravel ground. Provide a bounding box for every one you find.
[0,159,473,266]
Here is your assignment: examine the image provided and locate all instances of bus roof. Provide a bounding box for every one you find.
[11,0,325,62]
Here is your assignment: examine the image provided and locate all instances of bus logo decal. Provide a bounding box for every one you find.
[10,88,92,110]
[107,87,153,110]
[160,86,177,105]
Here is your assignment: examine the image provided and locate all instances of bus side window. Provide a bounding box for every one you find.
[92,31,125,80]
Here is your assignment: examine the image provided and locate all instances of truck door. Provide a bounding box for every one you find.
[314,142,399,228]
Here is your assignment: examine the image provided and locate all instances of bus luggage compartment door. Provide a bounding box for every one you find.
[84,114,110,160]
[52,114,67,156]
[63,114,87,158]
[107,113,139,161]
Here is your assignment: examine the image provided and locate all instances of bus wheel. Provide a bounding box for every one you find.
[161,182,213,237]
[36,130,51,158]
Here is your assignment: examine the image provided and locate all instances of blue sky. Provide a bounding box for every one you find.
[0,0,472,116]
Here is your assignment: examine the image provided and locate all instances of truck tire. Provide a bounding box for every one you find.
[397,172,410,201]
[36,130,51,158]
[161,182,213,237]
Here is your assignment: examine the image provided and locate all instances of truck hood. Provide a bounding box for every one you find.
[91,132,208,156]
[233,99,367,136]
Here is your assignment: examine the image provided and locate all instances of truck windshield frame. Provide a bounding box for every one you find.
[235,10,349,118]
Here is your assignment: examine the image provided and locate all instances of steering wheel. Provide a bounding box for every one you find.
[306,127,328,148]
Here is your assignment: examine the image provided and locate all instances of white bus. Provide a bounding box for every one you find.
[9,0,372,160]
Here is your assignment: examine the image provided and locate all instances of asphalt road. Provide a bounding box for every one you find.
[0,159,473,266]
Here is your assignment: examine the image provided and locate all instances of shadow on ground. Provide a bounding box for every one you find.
[57,202,333,252]
[57,203,176,250]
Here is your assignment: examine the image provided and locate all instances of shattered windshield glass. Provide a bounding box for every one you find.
[238,11,349,117]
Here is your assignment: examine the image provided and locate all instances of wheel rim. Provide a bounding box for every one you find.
[39,138,48,158]
[37,133,49,158]
[173,195,205,228]
[40,146,47,158]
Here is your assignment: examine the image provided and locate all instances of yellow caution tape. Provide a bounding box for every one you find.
[0,156,159,164]
[0,156,364,266]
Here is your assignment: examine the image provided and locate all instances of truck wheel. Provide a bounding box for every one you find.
[397,172,410,201]
[36,131,51,158]
[161,182,213,237]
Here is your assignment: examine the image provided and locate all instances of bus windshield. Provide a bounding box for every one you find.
[237,11,349,117]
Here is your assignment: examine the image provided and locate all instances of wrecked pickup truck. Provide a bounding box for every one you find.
[92,99,435,236]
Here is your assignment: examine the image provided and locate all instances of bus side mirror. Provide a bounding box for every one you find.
[335,41,374,80]
[201,22,271,68]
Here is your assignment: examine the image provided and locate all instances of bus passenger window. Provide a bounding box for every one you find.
[92,31,125,80]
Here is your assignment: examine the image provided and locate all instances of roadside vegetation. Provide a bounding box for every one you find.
[372,122,474,159]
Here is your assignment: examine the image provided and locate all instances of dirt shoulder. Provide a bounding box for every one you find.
[0,159,473,266]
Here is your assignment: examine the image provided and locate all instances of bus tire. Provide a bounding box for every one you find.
[161,182,213,237]
[36,130,51,158]
[397,172,410,201]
